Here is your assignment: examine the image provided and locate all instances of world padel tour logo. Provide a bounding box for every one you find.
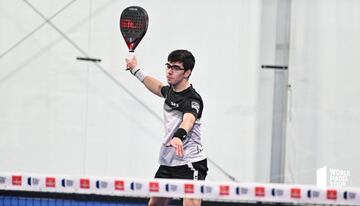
[317,166,351,188]
[329,168,350,187]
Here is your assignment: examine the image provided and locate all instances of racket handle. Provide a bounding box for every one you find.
[126,51,136,71]
[127,51,135,60]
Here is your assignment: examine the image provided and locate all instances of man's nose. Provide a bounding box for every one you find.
[167,68,173,74]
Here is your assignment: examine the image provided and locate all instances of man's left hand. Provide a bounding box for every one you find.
[167,137,184,157]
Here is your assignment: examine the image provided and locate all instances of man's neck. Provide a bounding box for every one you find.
[173,80,190,92]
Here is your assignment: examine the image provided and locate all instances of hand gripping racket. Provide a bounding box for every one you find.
[120,6,149,53]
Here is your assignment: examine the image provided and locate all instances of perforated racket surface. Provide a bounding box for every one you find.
[120,6,148,52]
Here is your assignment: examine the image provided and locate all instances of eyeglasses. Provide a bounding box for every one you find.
[165,63,185,72]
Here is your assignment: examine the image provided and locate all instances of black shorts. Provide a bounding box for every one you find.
[154,159,208,180]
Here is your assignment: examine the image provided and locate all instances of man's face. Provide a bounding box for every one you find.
[165,61,189,85]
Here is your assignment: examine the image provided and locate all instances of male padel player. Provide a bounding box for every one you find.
[125,49,208,206]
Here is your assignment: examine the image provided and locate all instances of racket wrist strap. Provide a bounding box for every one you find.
[130,67,147,82]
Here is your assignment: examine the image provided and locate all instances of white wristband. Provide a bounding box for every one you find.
[130,68,147,82]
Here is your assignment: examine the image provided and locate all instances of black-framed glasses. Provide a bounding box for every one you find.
[165,63,185,71]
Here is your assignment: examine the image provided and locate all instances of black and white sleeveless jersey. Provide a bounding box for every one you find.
[159,85,206,166]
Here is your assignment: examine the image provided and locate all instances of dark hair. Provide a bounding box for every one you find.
[167,49,195,71]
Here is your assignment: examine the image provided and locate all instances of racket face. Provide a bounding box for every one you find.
[120,6,148,52]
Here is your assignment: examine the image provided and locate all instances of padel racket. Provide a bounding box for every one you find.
[120,6,149,52]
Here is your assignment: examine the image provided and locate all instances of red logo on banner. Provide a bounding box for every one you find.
[291,188,301,198]
[184,184,194,193]
[327,189,337,200]
[46,177,56,188]
[149,182,159,192]
[12,176,22,186]
[255,186,265,197]
[114,180,125,190]
[219,185,230,196]
[80,179,90,189]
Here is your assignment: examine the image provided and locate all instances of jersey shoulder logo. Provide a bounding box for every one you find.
[191,101,200,114]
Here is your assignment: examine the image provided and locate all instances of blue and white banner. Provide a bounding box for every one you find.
[0,172,359,205]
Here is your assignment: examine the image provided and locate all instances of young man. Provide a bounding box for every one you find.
[125,50,208,206]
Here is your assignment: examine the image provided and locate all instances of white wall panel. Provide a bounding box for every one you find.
[287,0,360,186]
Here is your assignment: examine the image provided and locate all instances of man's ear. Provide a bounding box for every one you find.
[184,70,192,79]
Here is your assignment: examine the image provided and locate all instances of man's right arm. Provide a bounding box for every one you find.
[126,55,164,97]
[143,76,164,97]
